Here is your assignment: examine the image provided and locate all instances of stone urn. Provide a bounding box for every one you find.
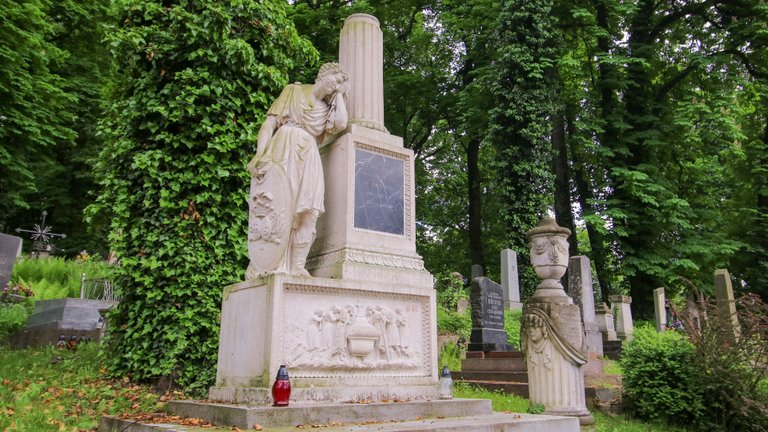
[346,310,380,357]
[526,217,571,299]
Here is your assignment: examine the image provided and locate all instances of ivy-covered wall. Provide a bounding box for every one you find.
[89,0,318,394]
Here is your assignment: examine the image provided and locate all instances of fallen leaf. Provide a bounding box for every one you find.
[253,424,264,431]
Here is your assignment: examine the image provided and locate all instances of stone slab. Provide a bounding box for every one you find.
[461,357,526,372]
[102,410,579,432]
[0,232,22,290]
[168,399,491,429]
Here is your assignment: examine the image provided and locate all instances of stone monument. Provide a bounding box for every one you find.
[714,269,740,342]
[0,233,23,290]
[609,295,634,341]
[594,303,618,341]
[567,256,602,356]
[521,218,593,425]
[212,14,438,404]
[468,277,515,352]
[653,287,667,333]
[501,249,523,310]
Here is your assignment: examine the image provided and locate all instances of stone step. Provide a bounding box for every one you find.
[461,357,526,371]
[457,380,530,399]
[101,412,579,432]
[453,371,529,383]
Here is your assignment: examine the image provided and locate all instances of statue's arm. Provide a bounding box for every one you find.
[327,88,348,133]
[255,115,279,157]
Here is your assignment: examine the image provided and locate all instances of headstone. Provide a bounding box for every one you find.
[567,256,602,356]
[685,292,702,330]
[714,269,740,341]
[0,233,23,290]
[471,264,484,280]
[468,277,514,352]
[653,287,667,333]
[594,303,618,341]
[457,298,470,314]
[609,295,634,341]
[501,249,522,310]
[211,14,439,405]
[522,218,593,425]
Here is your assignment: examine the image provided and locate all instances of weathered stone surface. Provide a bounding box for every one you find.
[501,249,522,310]
[714,269,740,341]
[0,233,22,290]
[9,298,116,348]
[609,295,634,341]
[567,256,602,356]
[653,287,667,333]
[594,303,618,341]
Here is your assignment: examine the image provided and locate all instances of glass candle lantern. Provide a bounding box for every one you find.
[438,366,453,399]
[272,365,291,406]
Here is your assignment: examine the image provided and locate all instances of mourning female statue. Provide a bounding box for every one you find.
[246,63,349,278]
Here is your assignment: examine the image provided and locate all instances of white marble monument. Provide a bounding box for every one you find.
[212,13,438,404]
[653,287,667,333]
[501,249,523,310]
[521,218,593,425]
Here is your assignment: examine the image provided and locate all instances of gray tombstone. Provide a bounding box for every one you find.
[609,295,634,341]
[468,277,515,352]
[714,269,740,342]
[470,264,484,280]
[653,287,667,333]
[567,256,603,356]
[0,233,23,290]
[595,302,618,341]
[501,249,522,311]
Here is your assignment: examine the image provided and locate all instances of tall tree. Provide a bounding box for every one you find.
[89,0,316,393]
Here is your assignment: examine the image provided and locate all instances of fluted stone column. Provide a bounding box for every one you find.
[522,218,593,425]
[339,14,387,132]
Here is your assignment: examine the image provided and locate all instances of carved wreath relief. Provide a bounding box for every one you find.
[285,302,420,370]
[530,235,569,266]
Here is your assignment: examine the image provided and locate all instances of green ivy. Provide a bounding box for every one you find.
[87,0,317,394]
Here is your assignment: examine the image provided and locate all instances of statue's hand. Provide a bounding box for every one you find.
[337,81,350,96]
[248,156,270,181]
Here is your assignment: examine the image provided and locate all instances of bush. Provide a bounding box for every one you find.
[0,298,34,342]
[504,309,522,348]
[620,324,704,426]
[434,272,468,310]
[437,304,471,338]
[11,257,113,299]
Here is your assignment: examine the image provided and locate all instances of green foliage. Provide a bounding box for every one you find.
[11,257,113,299]
[503,309,522,348]
[0,299,34,342]
[436,305,471,339]
[620,325,704,427]
[89,0,316,394]
[0,344,164,430]
[434,271,468,310]
[453,381,530,413]
[438,342,463,372]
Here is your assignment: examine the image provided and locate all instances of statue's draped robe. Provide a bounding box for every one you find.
[247,84,337,277]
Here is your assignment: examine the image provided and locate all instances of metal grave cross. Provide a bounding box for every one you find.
[15,210,66,256]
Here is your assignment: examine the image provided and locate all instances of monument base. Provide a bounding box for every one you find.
[213,274,437,403]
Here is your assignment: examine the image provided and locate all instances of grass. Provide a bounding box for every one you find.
[454,381,530,413]
[0,343,166,431]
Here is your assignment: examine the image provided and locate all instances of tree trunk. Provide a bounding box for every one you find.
[552,111,578,258]
[467,137,485,273]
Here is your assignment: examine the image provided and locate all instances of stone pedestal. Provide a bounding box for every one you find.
[595,303,618,341]
[213,275,437,403]
[609,295,634,341]
[522,218,593,425]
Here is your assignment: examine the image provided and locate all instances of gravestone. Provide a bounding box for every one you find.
[594,303,618,341]
[609,295,634,341]
[468,277,515,352]
[0,233,23,290]
[714,269,740,342]
[567,256,602,356]
[685,292,702,330]
[653,287,667,333]
[501,249,522,310]
[9,298,117,348]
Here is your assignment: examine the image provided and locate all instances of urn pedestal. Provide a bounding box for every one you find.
[521,218,594,425]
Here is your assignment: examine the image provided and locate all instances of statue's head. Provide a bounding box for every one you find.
[315,62,349,85]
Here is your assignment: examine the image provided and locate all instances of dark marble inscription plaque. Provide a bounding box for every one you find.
[354,148,404,235]
[0,233,22,289]
[468,277,515,352]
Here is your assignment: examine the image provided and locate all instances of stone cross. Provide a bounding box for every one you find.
[501,249,522,311]
[653,287,667,333]
[714,269,740,342]
[609,295,634,341]
[567,256,602,356]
